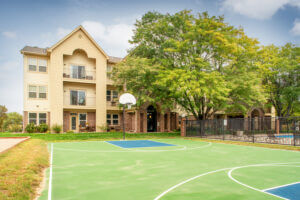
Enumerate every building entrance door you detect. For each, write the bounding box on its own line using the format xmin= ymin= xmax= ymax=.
xmin=147 ymin=105 xmax=157 ymax=132
xmin=70 ymin=114 xmax=77 ymax=132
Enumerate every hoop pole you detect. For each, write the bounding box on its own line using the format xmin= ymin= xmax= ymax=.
xmin=122 ymin=104 xmax=125 ymax=140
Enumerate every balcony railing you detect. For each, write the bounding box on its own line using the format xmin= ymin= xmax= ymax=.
xmin=64 ymin=96 xmax=96 ymax=108
xmin=63 ymin=68 xmax=96 ymax=81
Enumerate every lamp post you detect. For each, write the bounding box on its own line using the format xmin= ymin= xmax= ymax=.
xmin=119 ymin=93 xmax=136 ymax=140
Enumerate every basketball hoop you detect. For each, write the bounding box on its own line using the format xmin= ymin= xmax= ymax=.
xmin=119 ymin=93 xmax=136 ymax=108
xmin=119 ymin=93 xmax=136 ymax=140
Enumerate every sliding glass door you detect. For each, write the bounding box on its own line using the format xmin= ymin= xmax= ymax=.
xmin=71 ymin=65 xmax=86 ymax=79
xmin=70 ymin=90 xmax=86 ymax=105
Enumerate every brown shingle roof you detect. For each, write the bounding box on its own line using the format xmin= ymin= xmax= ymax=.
xmin=20 ymin=46 xmax=48 ymax=55
xmin=108 ymin=56 xmax=123 ymax=64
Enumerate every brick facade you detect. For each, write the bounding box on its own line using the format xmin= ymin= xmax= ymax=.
xmin=23 ymin=111 xmax=28 ymax=132
xmin=63 ymin=111 xmax=70 ymax=132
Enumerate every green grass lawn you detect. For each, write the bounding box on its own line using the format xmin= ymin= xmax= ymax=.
xmin=39 ymin=139 xmax=300 ymax=200
xmin=0 ymin=139 xmax=49 ymax=200
xmin=0 ymin=132 xmax=180 ymax=142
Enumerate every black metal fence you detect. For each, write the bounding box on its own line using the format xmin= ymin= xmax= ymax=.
xmin=186 ymin=117 xmax=300 ymax=146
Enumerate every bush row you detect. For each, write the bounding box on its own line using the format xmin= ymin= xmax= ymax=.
xmin=25 ymin=123 xmax=62 ymax=133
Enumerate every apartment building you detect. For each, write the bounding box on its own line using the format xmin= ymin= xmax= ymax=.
xmin=21 ymin=26 xmax=178 ymax=133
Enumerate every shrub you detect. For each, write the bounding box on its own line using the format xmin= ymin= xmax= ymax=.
xmin=25 ymin=123 xmax=36 ymax=133
xmin=6 ymin=124 xmax=23 ymax=132
xmin=52 ymin=124 xmax=62 ymax=133
xmin=37 ymin=123 xmax=48 ymax=133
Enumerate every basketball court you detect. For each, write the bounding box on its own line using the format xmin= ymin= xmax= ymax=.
xmin=39 ymin=139 xmax=300 ymax=200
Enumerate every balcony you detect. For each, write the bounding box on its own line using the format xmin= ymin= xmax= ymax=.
xmin=106 ymin=100 xmax=120 ymax=110
xmin=64 ymin=95 xmax=96 ymax=109
xmin=63 ymin=67 xmax=96 ymax=84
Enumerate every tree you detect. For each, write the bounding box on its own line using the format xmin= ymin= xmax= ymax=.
xmin=113 ymin=10 xmax=265 ymax=120
xmin=258 ymin=43 xmax=300 ymax=117
xmin=0 ymin=105 xmax=8 ymax=131
xmin=3 ymin=112 xmax=23 ymax=132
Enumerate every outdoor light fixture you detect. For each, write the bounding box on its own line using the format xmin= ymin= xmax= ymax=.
xmin=119 ymin=93 xmax=136 ymax=140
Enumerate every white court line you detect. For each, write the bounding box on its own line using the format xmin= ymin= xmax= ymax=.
xmin=53 ymin=142 xmax=212 ymax=153
xmin=262 ymin=181 xmax=300 ymax=192
xmin=48 ymin=143 xmax=53 ymax=200
xmin=154 ymin=168 xmax=231 ymax=200
xmin=154 ymin=162 xmax=300 ymax=200
xmin=196 ymin=138 xmax=300 ymax=153
xmin=227 ymin=163 xmax=300 ymax=200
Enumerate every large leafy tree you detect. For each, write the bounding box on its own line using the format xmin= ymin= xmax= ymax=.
xmin=0 ymin=105 xmax=8 ymax=131
xmin=258 ymin=44 xmax=300 ymax=117
xmin=3 ymin=112 xmax=23 ymax=132
xmin=113 ymin=10 xmax=265 ymax=120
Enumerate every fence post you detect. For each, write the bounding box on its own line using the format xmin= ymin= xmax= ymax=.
xmin=181 ymin=118 xmax=186 ymax=137
xmin=294 ymin=120 xmax=296 ymax=146
xmin=223 ymin=119 xmax=226 ymax=140
xmin=276 ymin=118 xmax=280 ymax=135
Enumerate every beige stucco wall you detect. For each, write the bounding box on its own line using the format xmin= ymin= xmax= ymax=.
xmin=23 ymin=55 xmax=50 ymax=112
xmin=49 ymin=29 xmax=107 ymax=131
xmin=63 ymin=50 xmax=96 ymax=79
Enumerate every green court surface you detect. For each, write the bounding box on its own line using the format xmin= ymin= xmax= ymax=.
xmin=40 ymin=139 xmax=300 ymax=200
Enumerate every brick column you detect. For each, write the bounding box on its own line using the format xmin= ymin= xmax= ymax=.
xmin=167 ymin=113 xmax=171 ymax=132
xmin=160 ymin=113 xmax=165 ymax=132
xmin=143 ymin=112 xmax=147 ymax=133
xmin=175 ymin=113 xmax=179 ymax=130
xmin=23 ymin=111 xmax=28 ymax=133
xmin=181 ymin=118 xmax=186 ymax=137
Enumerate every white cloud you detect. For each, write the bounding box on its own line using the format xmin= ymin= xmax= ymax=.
xmin=57 ymin=27 xmax=72 ymax=38
xmin=2 ymin=31 xmax=17 ymax=38
xmin=291 ymin=19 xmax=300 ymax=35
xmin=82 ymin=20 xmax=133 ymax=56
xmin=222 ymin=0 xmax=300 ymax=20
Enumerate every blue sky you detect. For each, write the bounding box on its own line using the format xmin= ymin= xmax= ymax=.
xmin=0 ymin=0 xmax=299 ymax=113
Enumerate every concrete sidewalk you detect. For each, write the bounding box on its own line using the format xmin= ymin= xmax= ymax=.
xmin=0 ymin=137 xmax=29 ymax=153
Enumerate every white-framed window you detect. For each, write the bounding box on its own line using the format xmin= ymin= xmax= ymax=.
xmin=106 ymin=90 xmax=118 ymax=101
xmin=39 ymin=86 xmax=47 ymax=98
xmin=79 ymin=113 xmax=87 ymax=127
xmin=28 ymin=112 xmax=47 ymax=125
xmin=106 ymin=90 xmax=111 ymax=101
xmin=29 ymin=113 xmax=37 ymax=124
xmin=39 ymin=113 xmax=47 ymax=124
xmin=28 ymin=85 xmax=47 ymax=99
xmin=107 ymin=114 xmax=119 ymax=125
xmin=112 ymin=114 xmax=119 ymax=125
xmin=29 ymin=85 xmax=37 ymax=98
xmin=107 ymin=65 xmax=112 ymax=78
xmin=38 ymin=59 xmax=47 ymax=72
xmin=28 ymin=58 xmax=37 ymax=71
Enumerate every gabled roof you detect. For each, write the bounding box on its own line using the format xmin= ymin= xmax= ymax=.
xmin=108 ymin=56 xmax=123 ymax=64
xmin=48 ymin=25 xmax=109 ymax=59
xmin=20 ymin=26 xmax=124 ymax=63
xmin=20 ymin=46 xmax=48 ymax=55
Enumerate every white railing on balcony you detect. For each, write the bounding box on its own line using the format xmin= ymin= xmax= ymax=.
xmin=63 ymin=67 xmax=96 ymax=81
xmin=64 ymin=95 xmax=96 ymax=107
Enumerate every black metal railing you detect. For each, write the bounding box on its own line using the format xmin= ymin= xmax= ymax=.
xmin=186 ymin=117 xmax=300 ymax=146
